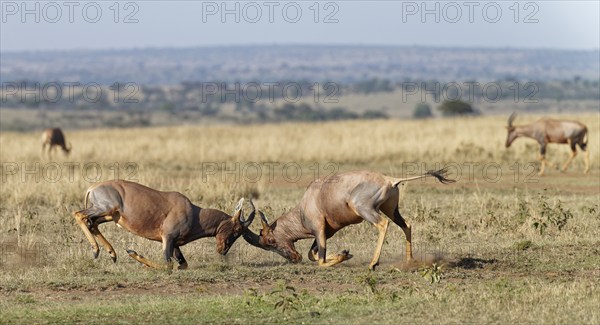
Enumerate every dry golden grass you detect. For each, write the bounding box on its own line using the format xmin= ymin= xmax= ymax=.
xmin=0 ymin=113 xmax=599 ymax=323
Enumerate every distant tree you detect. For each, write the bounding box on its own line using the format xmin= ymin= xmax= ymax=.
xmin=362 ymin=110 xmax=388 ymax=119
xmin=354 ymin=78 xmax=394 ymax=94
xmin=437 ymin=100 xmax=475 ymax=116
xmin=413 ymin=103 xmax=432 ymax=119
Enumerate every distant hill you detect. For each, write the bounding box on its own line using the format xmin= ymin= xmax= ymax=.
xmin=2 ymin=45 xmax=598 ymax=85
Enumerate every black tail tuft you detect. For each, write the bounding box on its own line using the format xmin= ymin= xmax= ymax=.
xmin=426 ymin=168 xmax=456 ymax=184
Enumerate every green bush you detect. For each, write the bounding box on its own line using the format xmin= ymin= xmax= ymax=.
xmin=437 ymin=100 xmax=476 ymax=116
xmin=413 ymin=103 xmax=433 ymax=118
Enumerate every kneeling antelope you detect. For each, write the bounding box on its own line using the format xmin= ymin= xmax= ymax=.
xmin=72 ymin=180 xmax=255 ymax=269
xmin=243 ymin=169 xmax=454 ymax=270
xmin=505 ymin=113 xmax=589 ymax=175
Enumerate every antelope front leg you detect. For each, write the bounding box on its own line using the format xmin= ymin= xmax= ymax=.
xmin=73 ymin=212 xmax=100 ymax=258
xmin=307 ymin=240 xmax=318 ymax=261
xmin=316 ymin=230 xmax=352 ymax=267
xmin=126 ymin=249 xmax=173 ymax=270
xmin=538 ymin=144 xmax=554 ymax=175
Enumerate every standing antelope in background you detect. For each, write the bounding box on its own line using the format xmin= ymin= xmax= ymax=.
xmin=505 ymin=113 xmax=589 ymax=176
xmin=73 ymin=180 xmax=255 ymax=269
xmin=42 ymin=128 xmax=71 ymax=158
xmin=243 ymin=169 xmax=454 ymax=270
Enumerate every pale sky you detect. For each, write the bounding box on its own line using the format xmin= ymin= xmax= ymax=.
xmin=1 ymin=1 xmax=599 ymax=52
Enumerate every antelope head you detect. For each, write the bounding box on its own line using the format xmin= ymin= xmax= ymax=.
xmin=64 ymin=142 xmax=72 ymax=155
xmin=242 ymin=211 xmax=302 ymax=263
xmin=216 ymin=198 xmax=256 ymax=255
xmin=505 ymin=112 xmax=518 ymax=148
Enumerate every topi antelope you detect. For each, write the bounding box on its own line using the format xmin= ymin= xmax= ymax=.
xmin=505 ymin=113 xmax=589 ymax=175
xmin=243 ymin=169 xmax=454 ymax=270
xmin=72 ymin=180 xmax=255 ymax=269
xmin=42 ymin=128 xmax=71 ymax=158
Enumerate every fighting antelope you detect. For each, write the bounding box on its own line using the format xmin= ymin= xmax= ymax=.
xmin=72 ymin=180 xmax=255 ymax=269
xmin=243 ymin=169 xmax=454 ymax=270
xmin=505 ymin=113 xmax=589 ymax=175
xmin=42 ymin=128 xmax=71 ymax=158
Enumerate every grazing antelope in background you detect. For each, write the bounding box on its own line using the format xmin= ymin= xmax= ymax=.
xmin=243 ymin=169 xmax=454 ymax=270
xmin=72 ymin=180 xmax=255 ymax=269
xmin=505 ymin=113 xmax=589 ymax=176
xmin=42 ymin=128 xmax=71 ymax=158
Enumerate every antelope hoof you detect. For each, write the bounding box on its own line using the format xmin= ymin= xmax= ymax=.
xmin=93 ymin=248 xmax=99 ymax=259
xmin=369 ymin=262 xmax=379 ymax=271
xmin=178 ymin=263 xmax=188 ymax=270
xmin=110 ymin=252 xmax=117 ymax=263
xmin=339 ymin=249 xmax=353 ymax=261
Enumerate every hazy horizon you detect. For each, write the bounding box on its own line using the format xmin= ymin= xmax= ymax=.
xmin=1 ymin=1 xmax=598 ymax=52
xmin=2 ymin=43 xmax=600 ymax=55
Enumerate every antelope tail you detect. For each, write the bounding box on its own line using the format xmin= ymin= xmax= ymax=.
xmin=389 ymin=168 xmax=455 ymax=187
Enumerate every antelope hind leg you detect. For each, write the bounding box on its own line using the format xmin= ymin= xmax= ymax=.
xmin=561 ymin=151 xmax=577 ymax=172
xmin=538 ymin=156 xmax=547 ymax=176
xmin=73 ymin=212 xmax=100 ymax=258
xmin=90 ymin=227 xmax=117 ymax=262
xmin=89 ymin=215 xmax=117 ymax=262
xmin=369 ymin=218 xmax=389 ymax=271
xmin=173 ymin=247 xmax=188 ymax=270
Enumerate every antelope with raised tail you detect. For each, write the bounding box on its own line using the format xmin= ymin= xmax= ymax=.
xmin=505 ymin=113 xmax=589 ymax=175
xmin=243 ymin=169 xmax=454 ymax=270
xmin=72 ymin=180 xmax=255 ymax=269
xmin=42 ymin=128 xmax=71 ymax=158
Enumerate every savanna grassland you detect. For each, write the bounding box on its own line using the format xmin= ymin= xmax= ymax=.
xmin=0 ymin=114 xmax=599 ymax=324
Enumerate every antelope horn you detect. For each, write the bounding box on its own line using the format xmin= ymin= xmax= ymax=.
xmin=232 ymin=198 xmax=244 ymax=221
xmin=241 ymin=199 xmax=256 ymax=228
xmin=507 ymin=112 xmax=517 ymax=127
xmin=241 ymin=208 xmax=269 ymax=250
xmin=259 ymin=211 xmax=270 ymax=229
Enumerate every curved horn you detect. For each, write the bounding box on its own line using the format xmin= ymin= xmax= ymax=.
xmin=241 ymin=210 xmax=271 ymax=250
xmin=242 ymin=227 xmax=265 ymax=249
xmin=241 ymin=199 xmax=256 ymax=228
xmin=507 ymin=112 xmax=517 ymax=127
xmin=232 ymin=198 xmax=244 ymax=222
xmin=259 ymin=211 xmax=270 ymax=230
